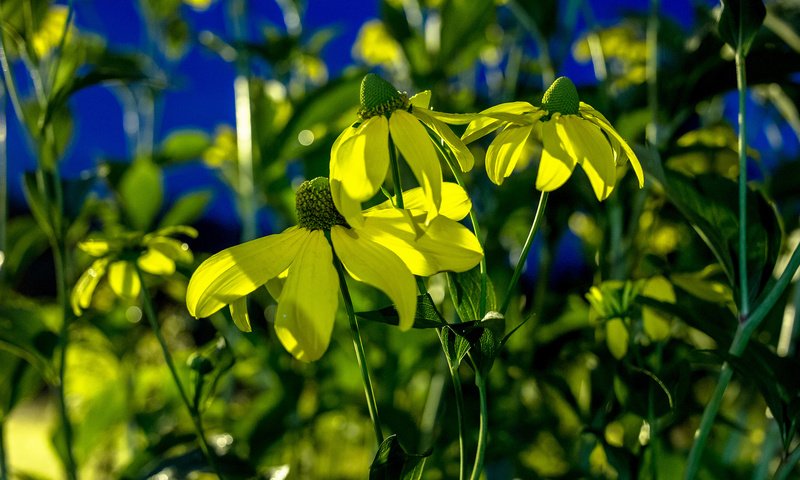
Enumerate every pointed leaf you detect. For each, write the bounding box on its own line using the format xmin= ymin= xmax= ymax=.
xmin=369 ymin=434 xmax=430 ymax=480
xmin=357 ymin=294 xmax=444 ymax=329
xmin=718 ymin=0 xmax=766 ymax=56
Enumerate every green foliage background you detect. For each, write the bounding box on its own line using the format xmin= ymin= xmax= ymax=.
xmin=1 ymin=0 xmax=800 ymax=479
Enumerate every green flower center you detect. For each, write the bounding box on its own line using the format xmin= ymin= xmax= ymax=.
xmin=358 ymin=73 xmax=409 ymax=120
xmin=542 ymin=76 xmax=580 ymax=115
xmin=296 ymin=177 xmax=347 ymax=231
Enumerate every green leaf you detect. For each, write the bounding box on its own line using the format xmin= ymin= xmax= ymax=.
xmin=439 ymin=0 xmax=495 ymax=76
xmin=23 ymin=172 xmax=59 ymax=240
xmin=718 ymin=0 xmax=766 ymax=56
xmin=357 ymin=294 xmax=444 ymax=329
xmin=369 ymin=434 xmax=429 ymax=480
xmin=663 ymin=171 xmax=782 ymax=309
xmin=44 ymin=51 xmax=159 ymax=129
xmin=119 ymin=159 xmax=164 ymax=231
xmin=439 ymin=326 xmax=471 ymax=370
xmin=448 ymin=312 xmax=504 ymax=376
xmin=188 ymin=337 xmax=235 ymax=412
xmin=0 ymin=303 xmax=58 ymax=385
xmin=157 ymin=129 xmax=211 ymax=164
xmin=446 ymin=266 xmax=495 ymax=322
xmin=158 ymin=190 xmax=212 ymax=228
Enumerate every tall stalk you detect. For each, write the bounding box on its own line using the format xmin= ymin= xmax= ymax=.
xmin=499 ymin=191 xmax=548 ymax=316
xmin=332 ymin=255 xmax=385 ymax=446
xmin=134 ymin=266 xmax=225 ymax=478
xmin=468 ymin=370 xmax=488 ymax=480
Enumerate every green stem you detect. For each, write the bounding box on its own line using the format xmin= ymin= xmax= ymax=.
xmin=646 ymin=0 xmax=660 ymax=146
xmin=736 ymin=50 xmax=750 ymax=319
xmin=469 ymin=370 xmax=488 ymax=480
xmin=450 ymin=363 xmax=467 ymax=480
xmin=506 ymin=0 xmax=554 ymax=87
xmin=774 ymin=444 xmax=800 ymax=480
xmin=52 ymin=241 xmax=77 ymax=480
xmin=332 ymin=255 xmax=384 ymax=446
xmin=0 ymin=81 xmax=7 ymax=284
xmin=0 ymin=419 xmax=7 ymax=480
xmin=134 ymin=266 xmax=225 ymax=479
xmin=389 ymin=138 xmax=404 ymax=209
xmin=499 ymin=191 xmax=548 ymax=316
xmin=684 ymin=242 xmax=800 ymax=479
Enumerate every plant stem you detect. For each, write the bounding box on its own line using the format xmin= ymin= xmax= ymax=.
xmin=0 ymin=419 xmax=7 ymax=480
xmin=774 ymin=444 xmax=800 ymax=480
xmin=332 ymin=257 xmax=384 ymax=446
xmin=646 ymin=0 xmax=660 ymax=146
xmin=389 ymin=138 xmax=405 ymax=209
xmin=52 ymin=241 xmax=77 ymax=480
xmin=684 ymin=242 xmax=800 ymax=479
xmin=469 ymin=370 xmax=488 ymax=480
xmin=0 ymin=80 xmax=7 ymax=284
xmin=499 ymin=191 xmax=548 ymax=316
xmin=506 ymin=0 xmax=554 ymax=87
xmin=134 ymin=267 xmax=225 ymax=478
xmin=736 ymin=50 xmax=750 ymax=319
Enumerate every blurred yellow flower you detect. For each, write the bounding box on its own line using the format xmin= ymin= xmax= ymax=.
xmin=463 ymin=76 xmax=644 ymax=201
xmin=573 ymin=24 xmax=648 ymax=90
xmin=353 ymin=20 xmax=404 ymax=68
xmin=32 ymin=5 xmax=74 ymax=58
xmin=330 ymin=74 xmax=474 ymax=227
xmin=71 ymin=226 xmax=197 ymax=315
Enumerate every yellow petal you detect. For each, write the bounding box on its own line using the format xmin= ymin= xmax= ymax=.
xmin=137 ymin=248 xmax=176 ymax=276
xmin=581 ymin=105 xmax=645 ymax=187
xmin=559 ymin=116 xmax=615 ymax=200
xmin=108 ymin=261 xmax=141 ymax=300
xmin=274 ymin=230 xmax=338 ymax=362
xmin=331 ymin=116 xmax=390 ymax=201
xmin=230 ymin=296 xmax=252 ymax=332
xmin=409 ymin=91 xmax=431 ymax=109
xmin=331 ymin=226 xmax=416 ymax=330
xmin=265 ymin=268 xmax=288 ymax=300
xmin=536 ymin=120 xmax=577 ymax=192
xmin=366 ymin=182 xmax=471 ymax=221
xmin=78 ymin=238 xmax=112 ymax=257
xmin=186 ymin=227 xmax=307 ymax=318
xmin=329 ymin=176 xmax=365 ymax=228
xmin=606 ymin=318 xmax=629 ymax=359
xmin=146 ymin=236 xmax=193 ymax=264
xmin=485 ymin=124 xmax=533 ymax=185
xmin=359 ymin=211 xmax=483 ymax=276
xmin=413 ymin=107 xmax=474 ymax=172
xmin=423 ymin=109 xmax=477 ymax=125
xmin=462 ymin=102 xmax=538 ymax=144
xmin=389 ymin=109 xmax=442 ymax=223
xmin=71 ymin=258 xmax=109 ymax=316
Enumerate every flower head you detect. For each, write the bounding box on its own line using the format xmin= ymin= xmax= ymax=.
xmin=463 ymin=76 xmax=644 ymax=200
xmin=71 ymin=226 xmax=197 ymax=315
xmin=186 ymin=178 xmax=414 ymax=362
xmin=330 ymin=74 xmax=475 ymax=227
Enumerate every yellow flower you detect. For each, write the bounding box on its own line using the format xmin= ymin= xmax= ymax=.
xmin=186 ymin=178 xmax=483 ymax=362
xmin=71 ymin=226 xmax=197 ymax=315
xmin=352 ymin=20 xmax=405 ymax=68
xmin=463 ymin=76 xmax=644 ymax=201
xmin=32 ymin=5 xmax=74 ymax=59
xmin=330 ymin=74 xmax=475 ymax=227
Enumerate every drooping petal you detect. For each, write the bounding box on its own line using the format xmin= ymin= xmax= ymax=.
xmin=331 ymin=116 xmax=390 ymax=201
xmin=462 ymin=102 xmax=539 ymax=144
xmin=485 ymin=124 xmax=533 ymax=185
xmin=359 ymin=210 xmax=483 ymax=276
xmin=536 ymin=119 xmax=577 ymax=192
xmin=413 ymin=107 xmax=474 ymax=172
xmin=559 ymin=116 xmax=615 ymax=200
xmin=274 ymin=230 xmax=338 ymax=362
xmin=186 ymin=227 xmax=307 ymax=318
xmin=78 ymin=238 xmax=112 ymax=257
xmin=138 ymin=248 xmax=176 ymax=276
xmin=409 ymin=91 xmax=431 ymax=109
xmin=71 ymin=258 xmax=109 ymax=315
xmin=230 ymin=296 xmax=251 ymax=332
xmin=389 ymin=109 xmax=442 ymax=223
xmin=331 ymin=226 xmax=416 ymax=330
xmin=422 ymin=109 xmax=478 ymax=125
xmin=329 ymin=175 xmax=365 ymax=227
xmin=265 ymin=268 xmax=288 ymax=300
xmin=365 ymin=182 xmax=471 ymax=221
xmin=146 ymin=236 xmax=193 ymax=264
xmin=581 ymin=104 xmax=644 ymax=187
xmin=108 ymin=260 xmax=141 ymax=300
